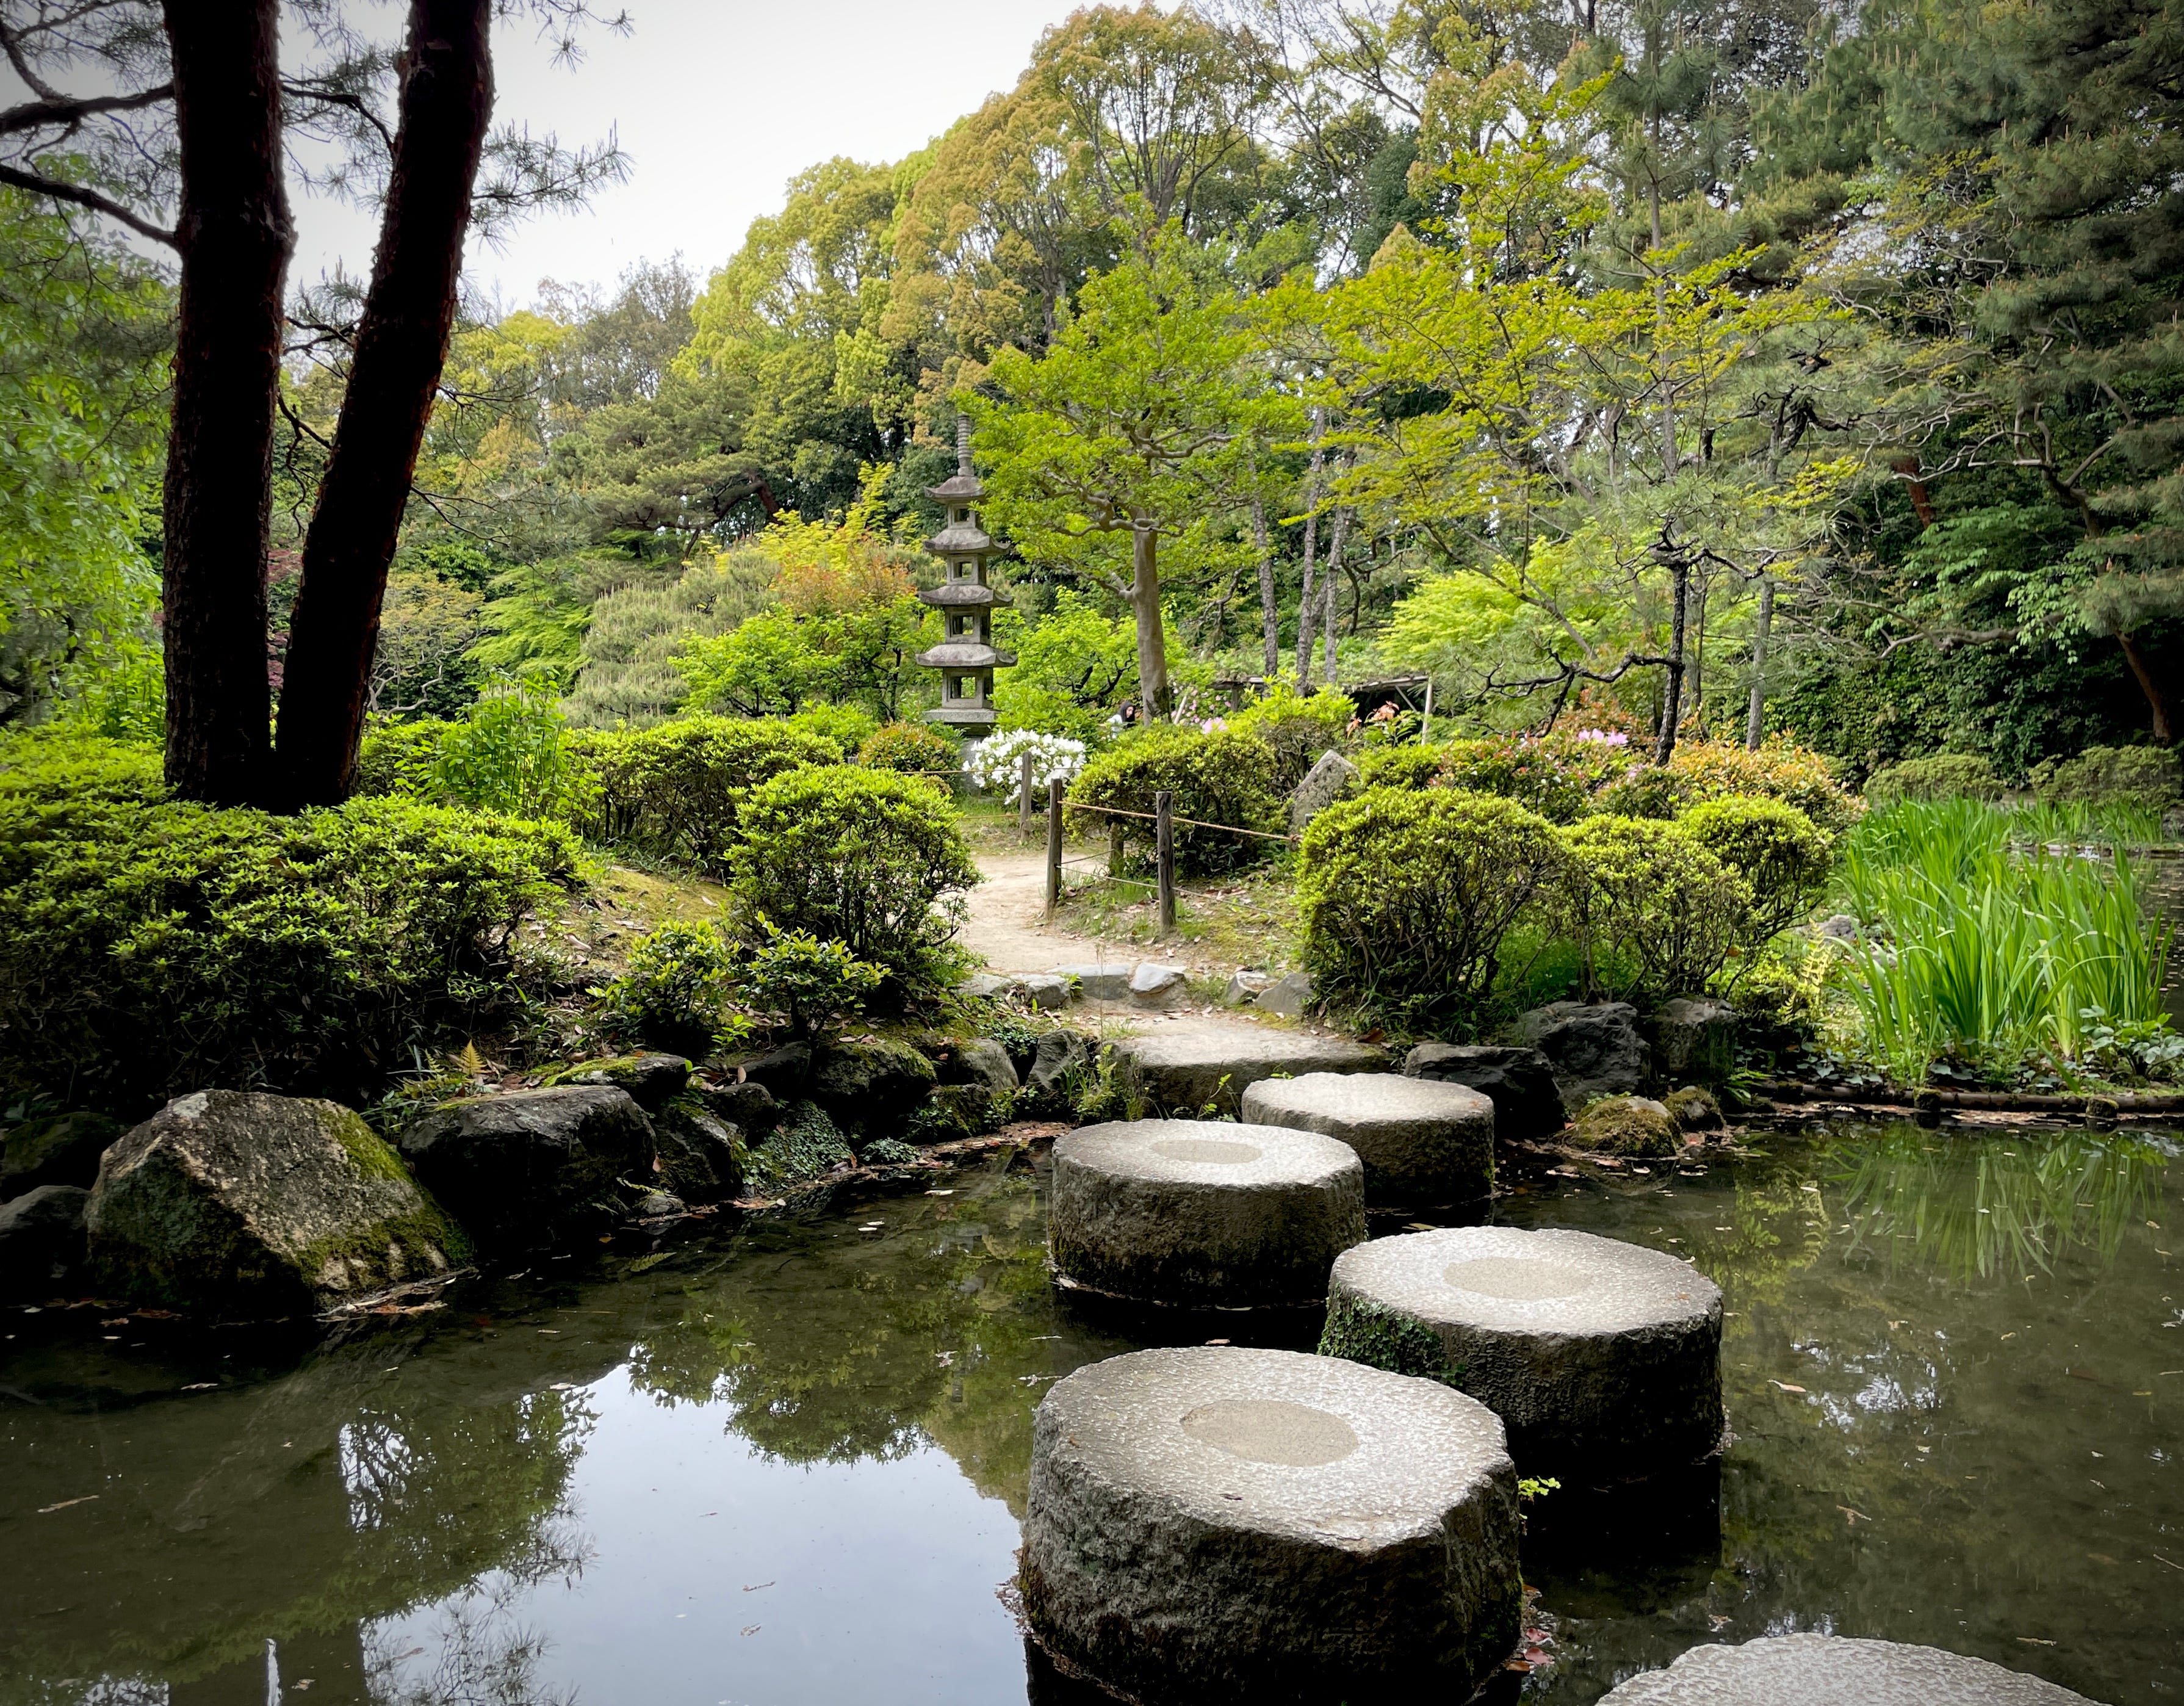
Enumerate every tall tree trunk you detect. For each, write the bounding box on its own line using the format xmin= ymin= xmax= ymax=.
xmin=1685 ymin=579 xmax=1706 ymax=732
xmin=2117 ymin=628 xmax=2176 ymax=743
xmin=1251 ymin=492 xmax=1279 ymax=681
xmin=1296 ymin=408 xmax=1324 ymax=690
xmin=275 ymin=0 xmax=494 ymax=806
xmin=1745 ymin=574 xmax=1774 ymax=749
xmin=158 ymin=1 xmax=292 ymax=806
xmin=1130 ymin=519 xmax=1172 ymax=719
xmin=1653 ymin=553 xmax=1688 ymax=766
xmin=1322 ymin=501 xmax=1343 ymax=683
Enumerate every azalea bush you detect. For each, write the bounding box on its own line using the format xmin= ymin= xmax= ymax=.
xmin=593 ymin=920 xmax=744 ymax=1058
xmin=971 ymin=726 xmax=1089 ymax=806
xmin=1677 ymin=795 xmax=1834 ymax=943
xmin=859 ymin=721 xmax=959 ymax=775
xmin=1068 ymin=726 xmax=1280 ymax=876
xmin=729 ymin=923 xmax=886 ymax=1036
xmin=1557 ymin=815 xmax=1753 ymax=1002
xmin=571 ymin=716 xmax=842 ymax=873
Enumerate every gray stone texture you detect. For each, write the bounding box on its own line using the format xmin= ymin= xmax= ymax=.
xmin=1112 ymin=1028 xmax=1389 ymax=1118
xmin=958 ymin=972 xmax=1014 ymax=1000
xmin=1515 ymin=1001 xmax=1652 ymax=1113
xmin=1241 ymin=1071 xmax=1494 ymax=1207
xmin=1048 ymin=1119 xmax=1366 ymax=1308
xmin=1023 ymin=1345 xmax=1521 ymax=1704
xmin=651 ymin=1104 xmax=744 ymax=1202
xmin=1598 ymin=1634 xmax=2103 ymax=1705
xmin=400 ymin=1085 xmax=653 ymax=1256
xmin=949 ymin=1038 xmax=1020 ymax=1094
xmin=730 ymin=1041 xmax=812 ymax=1098
xmin=697 ymin=1079 xmax=780 ymax=1138
xmin=1288 ymin=749 xmax=1361 ymax=833
xmin=1 ymin=1111 xmax=123 ymax=1195
xmin=560 ymin=1052 xmax=690 ymax=1113
xmin=96 ymin=1091 xmax=466 ymax=1314
xmin=1028 ymin=1030 xmax=1092 ymax=1096
xmin=1054 ymin=964 xmax=1133 ymax=1000
xmin=1572 ymin=1094 xmax=1681 ymax=1156
xmin=1224 ymin=969 xmax=1274 ymax=1006
xmin=1323 ymin=1224 xmax=1723 ymax=1472
xmin=1253 ymin=969 xmax=1314 ymax=1018
xmin=1018 ymin=972 xmax=1070 ymax=1011
xmin=1130 ymin=961 xmax=1191 ymax=1007
xmin=0 ymin=1183 xmax=89 ymax=1296
xmin=1403 ymin=1043 xmax=1566 ymax=1141
xmin=1649 ymin=998 xmax=1739 ymax=1085
xmin=810 ymin=1038 xmax=938 ymax=1130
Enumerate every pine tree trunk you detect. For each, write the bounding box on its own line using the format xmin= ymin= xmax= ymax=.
xmin=157 ymin=0 xmax=292 ymax=806
xmin=1653 ymin=554 xmax=1689 ymax=766
xmin=2117 ymin=629 xmax=2176 ymax=743
xmin=1323 ymin=501 xmax=1346 ymax=682
xmin=1745 ymin=575 xmax=1774 ymax=749
xmin=1296 ymin=408 xmax=1324 ymax=690
xmin=1252 ymin=493 xmax=1279 ymax=681
xmin=275 ymin=0 xmax=494 ymax=806
xmin=1131 ymin=519 xmax=1172 ymax=719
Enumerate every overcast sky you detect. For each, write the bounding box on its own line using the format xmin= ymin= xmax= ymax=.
xmin=294 ymin=0 xmax=1089 ymax=311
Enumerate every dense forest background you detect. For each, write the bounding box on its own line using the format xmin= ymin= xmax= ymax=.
xmin=4 ymin=0 xmax=2178 ymax=781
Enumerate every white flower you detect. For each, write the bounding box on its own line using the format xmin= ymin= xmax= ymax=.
xmin=968 ymin=728 xmax=1089 ymax=804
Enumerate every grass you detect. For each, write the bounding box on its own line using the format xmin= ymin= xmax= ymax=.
xmin=1048 ymin=859 xmax=1304 ymax=972
xmin=1831 ymin=798 xmax=2175 ymax=1084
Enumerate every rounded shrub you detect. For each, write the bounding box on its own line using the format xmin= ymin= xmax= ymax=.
xmin=787 ymin=702 xmax=881 ymax=754
xmin=859 ymin=721 xmax=959 ymax=776
xmin=1226 ymin=685 xmax=1356 ymax=793
xmin=1866 ymin=751 xmax=2004 ymax=806
xmin=1297 ymin=787 xmax=1566 ymax=1028
xmin=1557 ymin=816 xmax=1753 ymax=1002
xmin=1436 ymin=734 xmax=1629 ymax=824
xmin=970 ymin=727 xmax=1088 ymax=805
xmin=1356 ymin=744 xmax=1446 ymax=790
xmin=2029 ymin=745 xmax=2183 ymax=810
xmin=1068 ymin=726 xmax=1281 ymax=876
xmin=354 ymin=717 xmax=449 ymax=798
xmin=1676 ymin=795 xmax=1833 ymax=942
xmin=726 ymin=765 xmax=979 ymax=999
xmin=728 ymin=923 xmax=885 ymax=1037
xmin=594 ymin=920 xmax=741 ymax=1058
xmin=1667 ymin=736 xmax=1861 ymax=833
xmin=572 ymin=716 xmax=842 ymax=873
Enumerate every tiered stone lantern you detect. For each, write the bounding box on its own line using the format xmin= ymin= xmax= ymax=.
xmin=917 ymin=419 xmax=1014 ymax=729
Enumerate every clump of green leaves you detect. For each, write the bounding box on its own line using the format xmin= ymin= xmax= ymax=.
xmin=1069 ymin=726 xmax=1281 ymax=876
xmin=858 ymin=721 xmax=959 ymax=775
xmin=1677 ymin=796 xmax=1833 ymax=943
xmin=1867 ymin=753 xmax=2005 ymax=806
xmin=593 ymin=921 xmax=748 ymax=1059
xmin=729 ymin=923 xmax=884 ymax=1037
xmin=430 ymin=680 xmax=590 ymax=819
xmin=572 ymin=715 xmax=841 ymax=873
xmin=1557 ymin=816 xmax=1753 ymax=1002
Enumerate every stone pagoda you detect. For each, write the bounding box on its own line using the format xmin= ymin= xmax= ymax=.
xmin=916 ymin=418 xmax=1014 ymax=729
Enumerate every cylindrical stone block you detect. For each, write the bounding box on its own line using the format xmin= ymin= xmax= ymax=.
xmin=1598 ymin=1633 xmax=2102 ymax=1704
xmin=1321 ymin=1225 xmax=1723 ymax=1470
xmin=1240 ymin=1071 xmax=1495 ymax=1206
xmin=1023 ymin=1346 xmax=1522 ymax=1704
xmin=1048 ymin=1119 xmax=1366 ymax=1309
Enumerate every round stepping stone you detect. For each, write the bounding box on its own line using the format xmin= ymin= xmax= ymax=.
xmin=1240 ymin=1071 xmax=1495 ymax=1206
xmin=1598 ymin=1633 xmax=2102 ymax=1704
xmin=1022 ymin=1345 xmax=1522 ymax=1703
xmin=1048 ymin=1119 xmax=1365 ymax=1308
xmin=1321 ymin=1224 xmax=1722 ymax=1469
xmin=1111 ymin=1027 xmax=1388 ymax=1118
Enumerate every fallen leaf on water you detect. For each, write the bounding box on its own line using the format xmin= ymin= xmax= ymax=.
xmin=743 ymin=1581 xmax=773 ymax=1592
xmin=37 ymin=1496 xmax=97 ymax=1514
xmin=2019 ymin=1638 xmax=2056 ymax=1646
xmin=1837 ymin=1506 xmax=1869 ymax=1525
xmin=181 ymin=1382 xmax=216 ymax=1392
xmin=741 ymin=1625 xmax=762 ymax=1636
xmin=1770 ymin=1379 xmax=1807 ymax=1393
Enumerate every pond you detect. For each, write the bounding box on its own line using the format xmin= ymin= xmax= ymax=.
xmin=4 ymin=1118 xmax=2179 ymax=1706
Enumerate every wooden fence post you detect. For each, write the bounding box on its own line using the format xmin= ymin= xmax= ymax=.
xmin=1045 ymin=778 xmax=1064 ymax=919
xmin=1155 ymin=789 xmax=1175 ymax=936
xmin=1018 ymin=751 xmax=1035 ymax=840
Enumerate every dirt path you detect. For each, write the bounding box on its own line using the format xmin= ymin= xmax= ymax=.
xmin=954 ymin=848 xmax=1111 ymax=976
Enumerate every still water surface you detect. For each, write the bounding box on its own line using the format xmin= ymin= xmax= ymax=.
xmin=4 ymin=1119 xmax=2179 ymax=1705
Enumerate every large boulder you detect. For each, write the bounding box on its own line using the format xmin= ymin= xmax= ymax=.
xmin=1648 ymin=999 xmax=1739 ymax=1085
xmin=0 ymin=1184 xmax=89 ymax=1298
xmin=1028 ymin=1030 xmax=1092 ymax=1099
xmin=697 ymin=1079 xmax=780 ymax=1139
xmin=1513 ymin=1001 xmax=1651 ymax=1113
xmin=1288 ymin=749 xmax=1361 ymax=833
xmin=91 ymin=1091 xmax=467 ymax=1314
xmin=1 ymin=1111 xmax=123 ymax=1195
xmin=398 ymin=1085 xmax=653 ymax=1256
xmin=1403 ymin=1043 xmax=1565 ymax=1141
xmin=652 ymin=1103 xmax=744 ymax=1202
xmin=724 ymin=1041 xmax=812 ymax=1099
xmin=945 ymin=1038 xmax=1019 ymax=1095
xmin=809 ymin=1038 xmax=937 ymax=1132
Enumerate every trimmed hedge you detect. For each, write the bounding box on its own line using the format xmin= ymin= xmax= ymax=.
xmin=1677 ymin=795 xmax=1833 ymax=942
xmin=572 ymin=716 xmax=842 ymax=873
xmin=1068 ymin=727 xmax=1281 ymax=876
xmin=1866 ymin=751 xmax=2005 ymax=806
xmin=1558 ymin=816 xmax=1752 ymax=1002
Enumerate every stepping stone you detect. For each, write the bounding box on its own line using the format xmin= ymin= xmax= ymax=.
xmin=1322 ymin=1225 xmax=1723 ymax=1472
xmin=1112 ymin=1027 xmax=1388 ymax=1118
xmin=1240 ymin=1071 xmax=1494 ymax=1207
xmin=1129 ymin=961 xmax=1190 ymax=1007
xmin=1017 ymin=973 xmax=1069 ymax=1011
xmin=1053 ymin=963 xmax=1133 ymax=1000
xmin=1048 ymin=1119 xmax=1365 ymax=1309
xmin=1598 ymin=1633 xmax=2102 ymax=1704
xmin=1022 ymin=1345 xmax=1521 ymax=1704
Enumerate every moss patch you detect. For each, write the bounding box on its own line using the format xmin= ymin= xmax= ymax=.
xmin=744 ymin=1100 xmax=855 ymax=1191
xmin=1318 ymin=1293 xmax=1458 ymax=1384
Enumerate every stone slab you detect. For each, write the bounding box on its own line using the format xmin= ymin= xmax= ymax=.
xmin=1240 ymin=1071 xmax=1494 ymax=1206
xmin=1018 ymin=973 xmax=1070 ymax=1011
xmin=1048 ymin=1119 xmax=1366 ymax=1309
xmin=1130 ymin=961 xmax=1191 ymax=1007
xmin=1112 ymin=1025 xmax=1389 ymax=1118
xmin=1023 ymin=1345 xmax=1521 ymax=1704
xmin=1253 ymin=969 xmax=1314 ymax=1018
xmin=1054 ymin=964 xmax=1133 ymax=1001
xmin=1323 ymin=1224 xmax=1723 ymax=1471
xmin=1598 ymin=1634 xmax=2103 ymax=1704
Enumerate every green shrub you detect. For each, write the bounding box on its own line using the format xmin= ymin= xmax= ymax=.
xmin=1297 ymin=787 xmax=1565 ymax=1028
xmin=1227 ymin=685 xmax=1355 ymax=793
xmin=2029 ymin=745 xmax=2183 ymax=810
xmin=1665 ymin=737 xmax=1864 ymax=836
xmin=1676 ymin=795 xmax=1833 ymax=942
xmin=354 ymin=717 xmax=449 ymax=798
xmin=1865 ymin=751 xmax=2004 ymax=806
xmin=572 ymin=716 xmax=842 ymax=873
xmin=1557 ymin=816 xmax=1752 ymax=1001
xmin=1356 ymin=745 xmax=1446 ymax=790
xmin=1068 ymin=727 xmax=1281 ymax=876
xmin=593 ymin=921 xmax=745 ymax=1058
xmin=430 ymin=681 xmax=589 ymax=819
xmin=726 ymin=765 xmax=978 ymax=998
xmin=1436 ymin=733 xmax=1629 ymax=823
xmin=0 ymin=737 xmax=584 ymax=1113
xmin=787 ymin=702 xmax=881 ymax=754
xmin=858 ymin=721 xmax=959 ymax=775
xmin=1588 ymin=765 xmax=1697 ymax=820
xmin=729 ymin=923 xmax=885 ymax=1036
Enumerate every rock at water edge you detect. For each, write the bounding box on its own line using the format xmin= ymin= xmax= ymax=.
xmin=1403 ymin=1043 xmax=1565 ymax=1142
xmin=400 ymin=1085 xmax=653 ymax=1256
xmin=1 ymin=1112 xmax=123 ymax=1196
xmin=1571 ymin=1095 xmax=1679 ymax=1156
xmin=1649 ymin=999 xmax=1739 ymax=1085
xmin=94 ymin=1091 xmax=467 ymax=1313
xmin=0 ymin=1184 xmax=89 ymax=1297
xmin=1513 ymin=1002 xmax=1651 ymax=1113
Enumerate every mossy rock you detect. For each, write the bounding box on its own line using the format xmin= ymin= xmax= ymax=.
xmin=1570 ymin=1095 xmax=1679 ymax=1157
xmin=1663 ymin=1085 xmax=1724 ymax=1133
xmin=652 ymin=1098 xmax=744 ymax=1202
xmin=87 ymin=1091 xmax=469 ymax=1315
xmin=1 ymin=1110 xmax=123 ymax=1194
xmin=810 ymin=1038 xmax=939 ymax=1133
xmin=541 ymin=1052 xmax=691 ymax=1113
xmin=1319 ymin=1292 xmax=1461 ymax=1385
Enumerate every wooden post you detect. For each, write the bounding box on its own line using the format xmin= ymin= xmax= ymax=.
xmin=1018 ymin=751 xmax=1035 ymax=840
xmin=1110 ymin=820 xmax=1125 ymax=878
xmin=1155 ymin=789 xmax=1176 ymax=936
xmin=1045 ymin=778 xmax=1064 ymax=919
